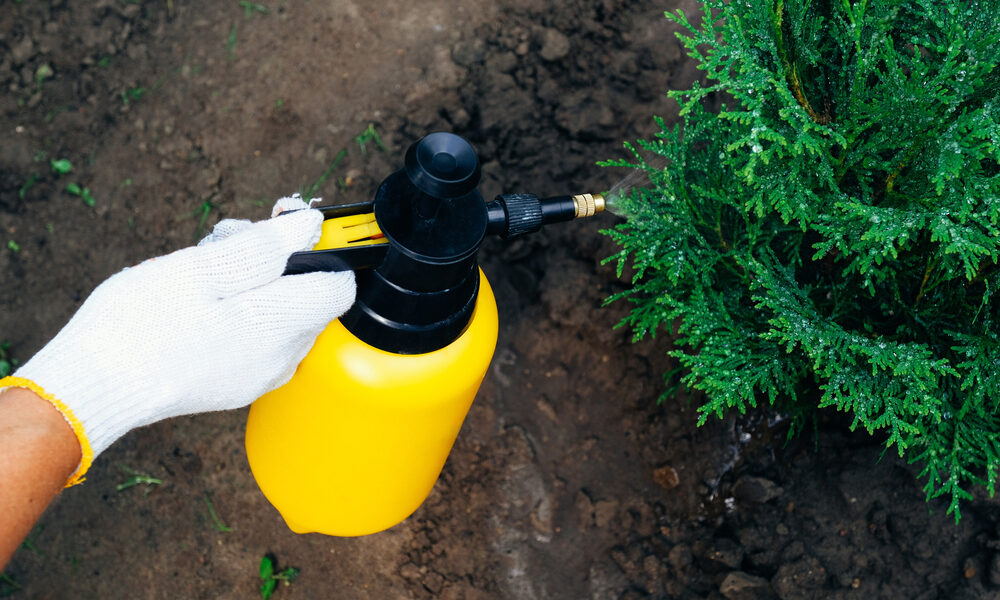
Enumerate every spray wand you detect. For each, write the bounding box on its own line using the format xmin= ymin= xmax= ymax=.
xmin=283 ymin=192 xmax=606 ymax=274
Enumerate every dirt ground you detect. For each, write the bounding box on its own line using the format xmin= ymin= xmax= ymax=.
xmin=2 ymin=1 xmax=1000 ymax=599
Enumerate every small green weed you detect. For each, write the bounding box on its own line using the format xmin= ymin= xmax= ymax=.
xmin=66 ymin=183 xmax=96 ymax=207
xmin=301 ymin=149 xmax=347 ymax=202
xmin=258 ymin=555 xmax=299 ymax=599
xmin=0 ymin=341 xmax=19 ymax=378
xmin=116 ymin=465 xmax=163 ymax=495
xmin=240 ymin=1 xmax=268 ymax=17
xmin=354 ymin=123 xmax=386 ymax=155
xmin=203 ymin=493 xmax=232 ymax=532
xmin=226 ymin=25 xmax=238 ymax=59
xmin=18 ymin=174 xmax=40 ymax=200
xmin=19 ymin=525 xmax=44 ymax=556
xmin=186 ymin=200 xmax=218 ymax=239
xmin=34 ymin=63 xmax=53 ymax=91
xmin=121 ymin=87 xmax=145 ymax=106
xmin=0 ymin=573 xmax=21 ymax=596
xmin=50 ymin=158 xmax=72 ymax=176
xmin=6 ymin=241 xmax=19 ymax=253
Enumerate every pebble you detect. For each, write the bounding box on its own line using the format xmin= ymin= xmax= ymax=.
xmin=539 ymin=28 xmax=570 ymax=61
xmin=399 ymin=562 xmax=422 ymax=581
xmin=593 ymin=500 xmax=617 ymax=528
xmin=732 ymin=476 xmax=782 ymax=503
xmin=720 ymin=571 xmax=773 ymax=600
xmin=10 ymin=37 xmax=35 ymax=65
xmin=451 ymin=39 xmax=486 ymax=67
xmin=701 ymin=538 xmax=745 ymax=571
xmin=653 ymin=465 xmax=680 ymax=489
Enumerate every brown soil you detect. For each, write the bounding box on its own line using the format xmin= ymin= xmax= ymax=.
xmin=2 ymin=1 xmax=999 ymax=599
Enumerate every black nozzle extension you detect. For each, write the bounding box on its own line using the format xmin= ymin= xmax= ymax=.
xmin=486 ymin=193 xmax=603 ymax=239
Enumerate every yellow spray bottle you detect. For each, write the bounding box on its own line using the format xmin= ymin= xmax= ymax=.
xmin=245 ymin=132 xmax=605 ymax=536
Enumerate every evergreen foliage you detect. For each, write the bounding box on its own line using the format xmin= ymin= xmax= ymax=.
xmin=604 ymin=0 xmax=1000 ymax=519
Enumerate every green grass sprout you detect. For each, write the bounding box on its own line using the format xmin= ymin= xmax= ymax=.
xmin=116 ymin=465 xmax=163 ymax=495
xmin=203 ymin=494 xmax=232 ymax=533
xmin=226 ymin=25 xmax=238 ymax=59
xmin=240 ymin=1 xmax=268 ymax=17
xmin=301 ymin=148 xmax=347 ymax=202
xmin=186 ymin=200 xmax=218 ymax=239
xmin=0 ymin=573 xmax=21 ymax=594
xmin=66 ymin=183 xmax=96 ymax=207
xmin=259 ymin=555 xmax=299 ymax=599
xmin=18 ymin=174 xmax=40 ymax=200
xmin=50 ymin=158 xmax=72 ymax=175
xmin=34 ymin=63 xmax=53 ymax=91
xmin=121 ymin=87 xmax=145 ymax=106
xmin=354 ymin=123 xmax=386 ymax=155
xmin=0 ymin=341 xmax=19 ymax=378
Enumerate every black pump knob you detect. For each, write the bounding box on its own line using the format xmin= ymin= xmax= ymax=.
xmin=405 ymin=132 xmax=481 ymax=198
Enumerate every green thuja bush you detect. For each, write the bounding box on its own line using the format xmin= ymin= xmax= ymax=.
xmin=604 ymin=0 xmax=1000 ymax=518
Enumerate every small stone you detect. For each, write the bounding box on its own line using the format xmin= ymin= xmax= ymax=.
xmin=539 ymin=28 xmax=570 ymax=61
xmin=594 ymin=500 xmax=618 ymax=528
xmin=422 ymin=571 xmax=445 ymax=594
xmin=447 ymin=107 xmax=470 ymax=128
xmin=733 ymin=476 xmax=782 ymax=503
xmin=653 ymin=465 xmax=680 ymax=489
xmin=964 ymin=557 xmax=978 ymax=579
xmin=399 ymin=562 xmax=422 ymax=581
xmin=772 ymin=556 xmax=826 ymax=597
xmin=700 ymin=538 xmax=745 ymax=571
xmin=775 ymin=523 xmax=790 ymax=536
xmin=451 ymin=39 xmax=486 ymax=67
xmin=10 ymin=37 xmax=35 ymax=65
xmin=720 ymin=571 xmax=774 ymax=600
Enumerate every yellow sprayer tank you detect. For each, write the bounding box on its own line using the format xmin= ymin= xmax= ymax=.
xmin=245 ymin=272 xmax=496 ymax=535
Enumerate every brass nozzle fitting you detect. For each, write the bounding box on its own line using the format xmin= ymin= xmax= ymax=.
xmin=572 ymin=193 xmax=606 ymax=218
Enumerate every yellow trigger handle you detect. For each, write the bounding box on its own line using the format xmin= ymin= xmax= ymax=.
xmin=314 ymin=212 xmax=387 ymax=251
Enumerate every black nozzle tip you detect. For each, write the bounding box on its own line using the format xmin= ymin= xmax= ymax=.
xmin=405 ymin=132 xmax=481 ymax=198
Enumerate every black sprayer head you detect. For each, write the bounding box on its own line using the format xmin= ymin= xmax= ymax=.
xmin=340 ymin=132 xmax=488 ymax=354
xmin=282 ymin=132 xmax=606 ymax=355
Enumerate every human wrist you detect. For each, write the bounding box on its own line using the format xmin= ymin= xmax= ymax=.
xmin=0 ymin=381 xmax=85 ymax=485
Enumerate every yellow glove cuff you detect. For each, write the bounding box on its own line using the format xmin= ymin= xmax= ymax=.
xmin=0 ymin=375 xmax=94 ymax=487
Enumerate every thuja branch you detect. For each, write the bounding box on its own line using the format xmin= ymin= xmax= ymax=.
xmin=607 ymin=0 xmax=1000 ymax=520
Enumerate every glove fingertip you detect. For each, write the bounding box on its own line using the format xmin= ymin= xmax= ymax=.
xmin=277 ymin=208 xmax=325 ymax=249
xmin=271 ymin=194 xmax=315 ymax=218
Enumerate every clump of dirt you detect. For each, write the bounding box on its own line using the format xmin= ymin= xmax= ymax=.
xmin=3 ymin=1 xmax=1000 ymax=599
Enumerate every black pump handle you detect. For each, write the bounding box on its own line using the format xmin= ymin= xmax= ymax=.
xmin=283 ymin=244 xmax=388 ymax=275
xmin=281 ymin=200 xmax=386 ymax=275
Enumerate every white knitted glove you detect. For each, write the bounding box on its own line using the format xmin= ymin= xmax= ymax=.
xmin=2 ymin=196 xmax=354 ymax=484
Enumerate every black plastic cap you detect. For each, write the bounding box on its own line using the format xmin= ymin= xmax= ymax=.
xmin=405 ymin=132 xmax=481 ymax=198
xmin=495 ymin=193 xmax=543 ymax=239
